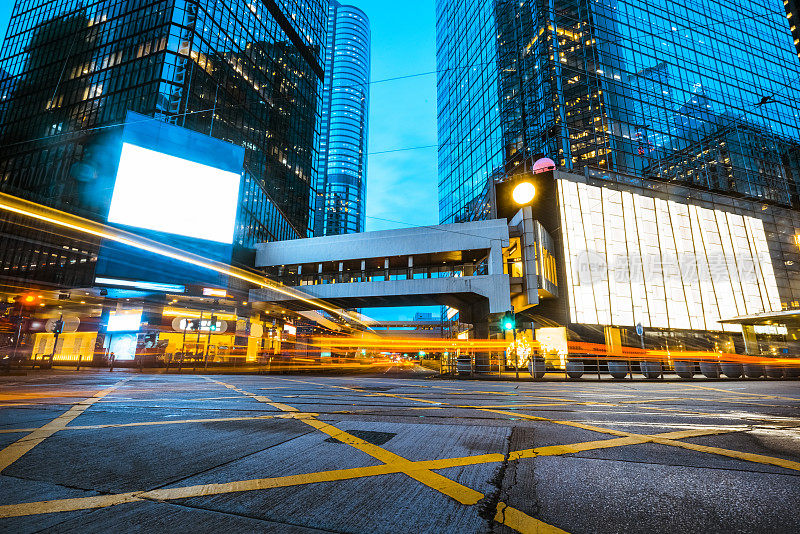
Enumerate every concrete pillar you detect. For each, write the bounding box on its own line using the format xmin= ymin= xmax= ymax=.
xmin=488 ymin=242 xmax=503 ymax=275
xmin=462 ymin=301 xmax=492 ymax=374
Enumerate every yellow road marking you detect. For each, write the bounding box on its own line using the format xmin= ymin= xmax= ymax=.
xmin=0 ymin=426 xmax=745 ymax=519
xmin=647 ymin=435 xmax=800 ymax=472
xmin=280 ymin=378 xmax=800 ymax=475
xmin=487 ymin=409 xmax=800 ymax=472
xmin=470 ymin=402 xmax=612 ymax=409
xmin=208 ymin=378 xmax=484 ymax=505
xmin=495 ymin=502 xmax=569 ymax=534
xmin=0 ymin=391 xmax=108 ymax=401
xmin=685 ymin=384 xmax=800 ymax=401
xmin=0 ymin=492 xmax=144 ymax=518
xmin=0 ymin=379 xmax=129 ymax=473
xmin=2 ymin=377 xmax=796 ymax=529
xmin=0 ymin=413 xmax=326 ymax=434
xmin=301 ymin=417 xmax=484 ymax=505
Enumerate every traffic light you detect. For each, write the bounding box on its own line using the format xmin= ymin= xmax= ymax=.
xmin=189 ymin=319 xmax=201 ymax=331
xmin=52 ymin=319 xmax=63 ymax=335
xmin=501 ymin=311 xmax=515 ymax=331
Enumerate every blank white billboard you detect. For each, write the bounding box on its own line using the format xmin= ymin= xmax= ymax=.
xmin=558 ymin=179 xmax=782 ymax=332
xmin=108 ymin=143 xmax=240 ymax=244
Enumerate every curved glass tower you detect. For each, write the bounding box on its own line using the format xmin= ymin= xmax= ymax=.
xmin=316 ymin=2 xmax=371 ymax=236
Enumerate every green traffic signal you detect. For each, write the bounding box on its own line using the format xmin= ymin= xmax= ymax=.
xmin=502 ymin=312 xmax=515 ymax=331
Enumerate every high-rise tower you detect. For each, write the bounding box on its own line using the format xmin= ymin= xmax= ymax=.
xmin=316 ymin=1 xmax=370 ymax=236
xmin=437 ymin=0 xmax=800 ymax=223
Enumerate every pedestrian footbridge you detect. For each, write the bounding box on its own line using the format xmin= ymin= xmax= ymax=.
xmin=250 ymin=220 xmax=512 ymax=324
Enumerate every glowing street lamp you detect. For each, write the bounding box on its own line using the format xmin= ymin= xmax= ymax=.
xmin=512 ymin=181 xmax=536 ymax=205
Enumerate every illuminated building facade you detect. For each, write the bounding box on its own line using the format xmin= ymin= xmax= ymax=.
xmin=437 ymin=0 xmax=800 ymax=348
xmin=316 ymin=1 xmax=370 ymax=236
xmin=0 ymin=0 xmax=327 ymax=290
xmin=437 ymin=0 xmax=800 ymax=224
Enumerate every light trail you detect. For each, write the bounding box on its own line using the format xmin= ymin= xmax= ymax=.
xmin=0 ymin=192 xmax=370 ymax=330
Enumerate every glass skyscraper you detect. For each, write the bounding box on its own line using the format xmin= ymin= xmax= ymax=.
xmin=786 ymin=0 xmax=800 ymax=61
xmin=0 ymin=0 xmax=327 ymax=288
xmin=437 ymin=0 xmax=800 ymax=343
xmin=315 ymin=1 xmax=370 ymax=236
xmin=437 ymin=0 xmax=800 ymax=224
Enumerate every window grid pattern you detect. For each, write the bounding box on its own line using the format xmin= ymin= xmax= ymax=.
xmin=0 ymin=0 xmax=325 ymax=277
xmin=558 ymin=177 xmax=785 ymax=332
xmin=437 ymin=0 xmax=800 ymax=225
xmin=436 ymin=0 xmax=504 ymax=224
xmin=316 ymin=1 xmax=369 ymax=236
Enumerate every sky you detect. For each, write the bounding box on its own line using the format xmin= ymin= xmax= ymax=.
xmin=346 ymin=1 xmax=439 ymax=232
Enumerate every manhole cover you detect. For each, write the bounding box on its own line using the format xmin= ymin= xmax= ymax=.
xmin=325 ymin=430 xmax=397 ymax=446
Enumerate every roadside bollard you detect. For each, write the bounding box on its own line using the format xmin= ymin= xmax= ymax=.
xmin=640 ymin=361 xmax=661 ymax=379
xmin=743 ymin=364 xmax=764 ymax=378
xmin=528 ymin=358 xmax=546 ymax=379
xmin=607 ymin=360 xmax=628 ymax=379
xmin=565 ymin=359 xmax=584 ymax=379
xmin=720 ymin=363 xmax=743 ymax=379
xmin=674 ymin=361 xmax=694 ymax=379
xmin=699 ymin=360 xmax=720 ymax=378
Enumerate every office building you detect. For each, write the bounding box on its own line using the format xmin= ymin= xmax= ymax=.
xmin=437 ymin=0 xmax=800 ymax=224
xmin=0 ymin=0 xmax=327 ymax=290
xmin=316 ymin=1 xmax=370 ymax=236
xmin=786 ymin=0 xmax=800 ymax=62
xmin=436 ymin=0 xmax=800 ymax=348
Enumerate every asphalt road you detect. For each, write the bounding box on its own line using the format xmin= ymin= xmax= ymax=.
xmin=1 ymin=369 xmax=799 ymax=533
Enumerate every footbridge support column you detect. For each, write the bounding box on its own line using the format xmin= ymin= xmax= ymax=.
xmin=461 ymin=301 xmax=493 ymax=374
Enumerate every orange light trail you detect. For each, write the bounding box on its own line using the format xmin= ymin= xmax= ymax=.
xmin=0 ymin=192 xmax=370 ymax=329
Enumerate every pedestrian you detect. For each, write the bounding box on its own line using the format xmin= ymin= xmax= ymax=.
xmin=109 ymin=351 xmax=116 ymax=372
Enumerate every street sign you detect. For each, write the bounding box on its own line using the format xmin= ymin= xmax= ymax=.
xmin=635 ymin=323 xmax=643 ymax=336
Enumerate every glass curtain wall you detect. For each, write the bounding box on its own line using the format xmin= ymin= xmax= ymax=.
xmin=437 ymin=0 xmax=800 ymax=223
xmin=0 ymin=0 xmax=327 ymax=288
xmin=316 ymin=1 xmax=370 ymax=236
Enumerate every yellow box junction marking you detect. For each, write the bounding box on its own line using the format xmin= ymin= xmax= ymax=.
xmin=495 ymin=501 xmax=570 ymax=534
xmin=2 ymin=376 xmax=799 ymax=533
xmin=203 ymin=377 xmax=484 ymax=505
xmin=0 ymin=378 xmax=130 ymax=473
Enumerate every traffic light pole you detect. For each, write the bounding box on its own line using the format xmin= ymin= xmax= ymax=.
xmin=49 ymin=314 xmax=63 ymax=368
xmin=204 ymin=314 xmax=215 ymax=370
xmin=194 ymin=311 xmax=203 ymax=371
xmin=513 ymin=324 xmax=518 ymax=380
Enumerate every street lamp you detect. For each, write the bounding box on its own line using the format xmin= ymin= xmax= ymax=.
xmin=512 ymin=181 xmax=536 ymax=205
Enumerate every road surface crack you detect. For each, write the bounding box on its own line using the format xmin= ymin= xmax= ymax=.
xmin=477 ymin=425 xmax=513 ymax=531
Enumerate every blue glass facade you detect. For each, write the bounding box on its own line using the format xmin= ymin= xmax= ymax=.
xmin=437 ymin=0 xmax=800 ymax=224
xmin=0 ymin=0 xmax=326 ymax=287
xmin=786 ymin=0 xmax=800 ymax=61
xmin=316 ymin=1 xmax=370 ymax=236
